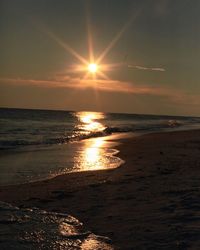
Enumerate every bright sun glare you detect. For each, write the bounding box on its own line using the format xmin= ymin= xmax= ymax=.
xmin=88 ymin=63 xmax=98 ymax=73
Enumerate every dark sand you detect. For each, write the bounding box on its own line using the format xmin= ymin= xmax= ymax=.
xmin=1 ymin=129 xmax=200 ymax=249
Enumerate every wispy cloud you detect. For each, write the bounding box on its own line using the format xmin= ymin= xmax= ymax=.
xmin=0 ymin=76 xmax=174 ymax=97
xmin=0 ymin=75 xmax=194 ymax=105
xmin=2 ymin=76 xmax=200 ymax=109
xmin=128 ymin=64 xmax=166 ymax=72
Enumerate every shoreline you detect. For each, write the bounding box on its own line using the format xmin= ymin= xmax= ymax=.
xmin=0 ymin=132 xmax=130 ymax=186
xmin=1 ymin=129 xmax=200 ymax=248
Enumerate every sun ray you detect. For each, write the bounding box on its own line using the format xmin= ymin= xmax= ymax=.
xmin=45 ymin=30 xmax=89 ymax=65
xmin=99 ymin=62 xmax=124 ymax=72
xmin=97 ymin=71 xmax=110 ymax=80
xmin=96 ymin=8 xmax=141 ymax=64
xmin=32 ymin=19 xmax=89 ymax=65
xmin=85 ymin=1 xmax=94 ymax=63
xmin=33 ymin=4 xmax=143 ymax=89
xmin=82 ymin=72 xmax=90 ymax=80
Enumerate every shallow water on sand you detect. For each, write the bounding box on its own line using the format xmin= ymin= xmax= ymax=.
xmin=0 ymin=201 xmax=113 ymax=250
xmin=0 ymin=135 xmax=123 ymax=186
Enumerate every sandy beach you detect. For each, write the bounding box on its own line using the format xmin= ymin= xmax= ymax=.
xmin=1 ymin=129 xmax=200 ymax=249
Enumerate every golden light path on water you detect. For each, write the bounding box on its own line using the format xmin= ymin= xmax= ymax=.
xmin=73 ymin=111 xmax=121 ymax=172
xmin=0 ymin=111 xmax=122 ymax=185
xmin=77 ymin=111 xmax=105 ymax=132
xmin=83 ymin=137 xmax=106 ymax=170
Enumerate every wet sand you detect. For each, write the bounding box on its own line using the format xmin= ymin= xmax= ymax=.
xmin=1 ymin=129 xmax=200 ymax=249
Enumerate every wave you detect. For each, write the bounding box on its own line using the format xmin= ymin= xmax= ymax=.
xmin=104 ymin=119 xmax=182 ymax=133
xmin=0 ymin=119 xmax=183 ymax=150
xmin=0 ymin=201 xmax=113 ymax=249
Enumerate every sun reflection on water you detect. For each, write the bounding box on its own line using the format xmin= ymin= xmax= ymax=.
xmin=76 ymin=111 xmax=106 ymax=133
xmin=72 ymin=111 xmax=121 ymax=172
xmin=81 ymin=235 xmax=113 ymax=250
xmin=73 ymin=137 xmax=109 ymax=171
xmin=84 ymin=137 xmax=105 ymax=170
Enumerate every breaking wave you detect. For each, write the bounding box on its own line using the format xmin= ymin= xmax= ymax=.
xmin=0 ymin=119 xmax=183 ymax=149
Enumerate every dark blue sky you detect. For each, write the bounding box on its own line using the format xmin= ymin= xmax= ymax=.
xmin=0 ymin=0 xmax=200 ymax=115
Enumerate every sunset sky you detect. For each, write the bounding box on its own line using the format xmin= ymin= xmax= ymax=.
xmin=0 ymin=0 xmax=200 ymax=116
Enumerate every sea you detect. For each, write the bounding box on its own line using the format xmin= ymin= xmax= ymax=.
xmin=1 ymin=107 xmax=200 ymax=249
xmin=1 ymin=107 xmax=200 ymax=186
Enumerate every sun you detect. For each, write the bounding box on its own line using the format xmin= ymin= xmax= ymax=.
xmin=88 ymin=63 xmax=98 ymax=73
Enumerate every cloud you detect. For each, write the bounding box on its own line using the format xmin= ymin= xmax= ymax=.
xmin=2 ymin=76 xmax=200 ymax=110
xmin=0 ymin=76 xmax=175 ymax=97
xmin=128 ymin=65 xmax=166 ymax=72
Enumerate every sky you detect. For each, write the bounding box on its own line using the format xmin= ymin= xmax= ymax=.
xmin=0 ymin=0 xmax=200 ymax=116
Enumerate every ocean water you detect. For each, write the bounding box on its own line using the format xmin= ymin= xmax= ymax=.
xmin=0 ymin=107 xmax=200 ymax=186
